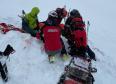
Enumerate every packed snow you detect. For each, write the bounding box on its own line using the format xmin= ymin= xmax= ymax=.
xmin=0 ymin=0 xmax=116 ymax=84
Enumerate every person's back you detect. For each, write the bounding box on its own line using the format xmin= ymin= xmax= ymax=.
xmin=42 ymin=25 xmax=62 ymax=51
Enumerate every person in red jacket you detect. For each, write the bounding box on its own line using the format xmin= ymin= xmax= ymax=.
xmin=64 ymin=9 xmax=96 ymax=60
xmin=40 ymin=10 xmax=68 ymax=63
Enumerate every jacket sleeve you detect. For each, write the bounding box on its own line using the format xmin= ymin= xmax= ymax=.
xmin=39 ymin=23 xmax=46 ymax=43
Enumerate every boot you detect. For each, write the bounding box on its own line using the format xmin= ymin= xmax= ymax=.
xmin=62 ymin=54 xmax=69 ymax=61
xmin=48 ymin=55 xmax=55 ymax=63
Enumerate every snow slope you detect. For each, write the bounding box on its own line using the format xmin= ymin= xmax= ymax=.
xmin=0 ymin=31 xmax=68 ymax=84
xmin=0 ymin=0 xmax=116 ymax=84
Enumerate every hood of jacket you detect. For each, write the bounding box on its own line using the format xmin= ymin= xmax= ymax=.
xmin=30 ymin=7 xmax=40 ymax=18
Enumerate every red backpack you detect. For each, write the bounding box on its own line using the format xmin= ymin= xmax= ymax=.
xmin=70 ymin=17 xmax=87 ymax=48
xmin=72 ymin=29 xmax=87 ymax=48
xmin=71 ymin=17 xmax=85 ymax=29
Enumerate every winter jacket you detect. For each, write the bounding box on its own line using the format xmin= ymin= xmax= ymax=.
xmin=41 ymin=25 xmax=63 ymax=51
xmin=40 ymin=23 xmax=63 ymax=51
xmin=64 ymin=16 xmax=87 ymax=56
xmin=25 ymin=7 xmax=40 ymax=29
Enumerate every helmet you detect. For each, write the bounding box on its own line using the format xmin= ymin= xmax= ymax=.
xmin=70 ymin=9 xmax=80 ymax=17
xmin=48 ymin=11 xmax=58 ymax=18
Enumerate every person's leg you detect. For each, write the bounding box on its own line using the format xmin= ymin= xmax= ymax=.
xmin=60 ymin=38 xmax=67 ymax=55
xmin=86 ymin=45 xmax=96 ymax=61
xmin=60 ymin=38 xmax=70 ymax=61
xmin=45 ymin=49 xmax=61 ymax=63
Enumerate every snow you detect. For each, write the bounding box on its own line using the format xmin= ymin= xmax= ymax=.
xmin=0 ymin=0 xmax=116 ymax=84
xmin=0 ymin=31 xmax=67 ymax=84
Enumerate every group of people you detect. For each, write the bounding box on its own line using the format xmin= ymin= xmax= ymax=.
xmin=22 ymin=7 xmax=96 ymax=63
xmin=0 ymin=6 xmax=96 ymax=83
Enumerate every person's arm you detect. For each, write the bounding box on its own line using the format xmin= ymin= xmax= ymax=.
xmin=39 ymin=22 xmax=46 ymax=42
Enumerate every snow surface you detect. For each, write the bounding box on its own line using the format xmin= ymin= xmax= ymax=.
xmin=0 ymin=0 xmax=116 ymax=84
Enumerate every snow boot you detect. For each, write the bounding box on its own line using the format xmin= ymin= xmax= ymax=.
xmin=48 ymin=55 xmax=55 ymax=63
xmin=62 ymin=54 xmax=69 ymax=61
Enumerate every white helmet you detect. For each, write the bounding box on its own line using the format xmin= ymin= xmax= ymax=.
xmin=48 ymin=10 xmax=58 ymax=18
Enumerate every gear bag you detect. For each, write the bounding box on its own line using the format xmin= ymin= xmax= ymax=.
xmin=58 ymin=57 xmax=97 ymax=84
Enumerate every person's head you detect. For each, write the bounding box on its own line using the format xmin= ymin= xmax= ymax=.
xmin=46 ymin=11 xmax=59 ymax=26
xmin=48 ymin=10 xmax=58 ymax=19
xmin=30 ymin=7 xmax=40 ymax=17
xmin=70 ymin=9 xmax=81 ymax=18
xmin=55 ymin=7 xmax=67 ymax=18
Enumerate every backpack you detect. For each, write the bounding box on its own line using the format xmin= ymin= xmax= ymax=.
xmin=72 ymin=29 xmax=87 ymax=48
xmin=68 ymin=17 xmax=87 ymax=56
xmin=70 ymin=17 xmax=85 ymax=31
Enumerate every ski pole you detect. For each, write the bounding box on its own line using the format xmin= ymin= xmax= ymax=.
xmin=87 ymin=21 xmax=90 ymax=44
xmin=87 ymin=21 xmax=90 ymax=35
xmin=18 ymin=10 xmax=26 ymax=19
